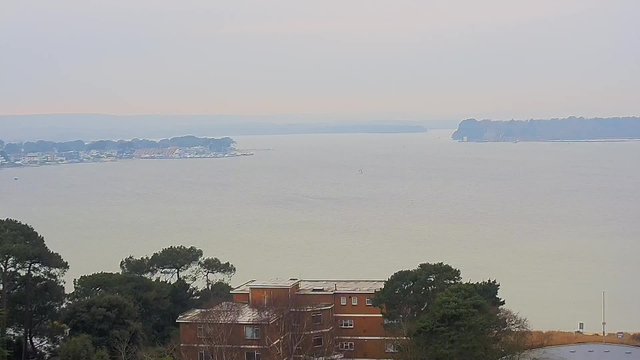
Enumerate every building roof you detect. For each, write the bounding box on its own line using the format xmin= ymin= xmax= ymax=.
xmin=176 ymin=302 xmax=277 ymax=324
xmin=231 ymin=279 xmax=300 ymax=293
xmin=133 ymin=148 xmax=178 ymax=156
xmin=298 ymin=280 xmax=385 ymax=294
xmin=231 ymin=279 xmax=385 ymax=294
xmin=521 ymin=343 xmax=639 ymax=360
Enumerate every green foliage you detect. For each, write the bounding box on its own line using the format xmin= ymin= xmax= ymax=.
xmin=67 ymin=245 xmax=235 ymax=354
xmin=196 ymin=281 xmax=233 ymax=307
xmin=94 ymin=348 xmax=110 ymax=360
xmin=149 ymin=246 xmax=203 ymax=282
xmin=412 ymin=284 xmax=499 ymax=360
xmin=68 ymin=245 xmax=235 ymax=356
xmin=119 ymin=256 xmax=151 ymax=277
xmin=0 ymin=218 xmax=68 ymax=358
xmin=0 ymin=219 xmax=69 ymax=279
xmin=120 ymin=245 xmax=206 ymax=282
xmin=7 ymin=274 xmax=66 ymax=354
xmin=2 ymin=220 xmax=235 ymax=359
xmin=373 ymin=262 xmax=461 ymax=321
xmin=110 ymin=325 xmax=143 ymax=360
xmin=56 ymin=339 xmax=108 ymax=360
xmin=64 ymin=294 xmax=143 ymax=351
xmin=471 ymin=279 xmax=505 ymax=308
xmin=199 ymin=257 xmax=236 ymax=287
xmin=57 ymin=335 xmax=96 ymax=360
xmin=375 ymin=263 xmax=528 ymax=360
xmin=71 ymin=272 xmax=176 ymax=344
xmin=168 ymin=279 xmax=198 ymax=322
xmin=138 ymin=345 xmax=176 ymax=360
xmin=0 ymin=336 xmax=8 ymax=359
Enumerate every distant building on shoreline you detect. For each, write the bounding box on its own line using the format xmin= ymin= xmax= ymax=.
xmin=133 ymin=147 xmax=179 ymax=158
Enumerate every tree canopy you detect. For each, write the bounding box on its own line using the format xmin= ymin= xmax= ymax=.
xmin=57 ymin=334 xmax=109 ymax=360
xmin=0 ymin=219 xmax=236 ymax=360
xmin=0 ymin=219 xmax=69 ymax=359
xmin=452 ymin=116 xmax=640 ymax=141
xmin=118 ymin=256 xmax=151 ymax=277
xmin=64 ymin=294 xmax=142 ymax=351
xmin=71 ymin=272 xmax=176 ymax=344
xmin=199 ymin=257 xmax=236 ymax=289
xmin=412 ymin=284 xmax=501 ymax=360
xmin=122 ymin=246 xmax=205 ymax=282
xmin=148 ymin=246 xmax=203 ymax=282
xmin=372 ymin=262 xmax=461 ymax=321
xmin=374 ymin=262 xmax=528 ymax=360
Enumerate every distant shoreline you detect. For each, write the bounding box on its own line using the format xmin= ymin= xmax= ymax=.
xmin=452 ymin=116 xmax=640 ymax=142
xmin=0 ymin=135 xmax=249 ymax=169
xmin=458 ymin=138 xmax=640 ymax=143
xmin=0 ymin=154 xmax=253 ymax=172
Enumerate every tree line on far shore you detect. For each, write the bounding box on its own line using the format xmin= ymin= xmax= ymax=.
xmin=0 ymin=136 xmax=235 ymax=155
xmin=1 ymin=218 xmax=533 ymax=360
xmin=452 ymin=116 xmax=640 ymax=141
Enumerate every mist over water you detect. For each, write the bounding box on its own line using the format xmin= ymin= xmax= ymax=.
xmin=1 ymin=130 xmax=638 ymax=332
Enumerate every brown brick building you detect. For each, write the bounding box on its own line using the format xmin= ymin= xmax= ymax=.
xmin=178 ymin=279 xmax=399 ymax=360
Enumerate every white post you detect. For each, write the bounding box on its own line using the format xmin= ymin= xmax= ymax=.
xmin=602 ymin=291 xmax=606 ymax=344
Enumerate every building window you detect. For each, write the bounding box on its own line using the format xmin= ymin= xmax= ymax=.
xmin=340 ymin=296 xmax=347 ymax=305
xmin=366 ymin=297 xmax=373 ymax=306
xmin=197 ymin=324 xmax=205 ymax=338
xmin=385 ymin=342 xmax=400 ymax=353
xmin=352 ymin=296 xmax=358 ymax=305
xmin=244 ymin=326 xmax=260 ymax=339
xmin=313 ymin=336 xmax=323 ymax=348
xmin=292 ymin=316 xmax=300 ymax=326
xmin=312 ymin=313 xmax=322 ymax=325
xmin=198 ymin=350 xmax=206 ymax=360
xmin=245 ymin=352 xmax=261 ymax=360
xmin=339 ymin=342 xmax=355 ymax=351
xmin=339 ymin=319 xmax=354 ymax=328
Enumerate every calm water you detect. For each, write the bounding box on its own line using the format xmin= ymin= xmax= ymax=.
xmin=1 ymin=130 xmax=639 ymax=332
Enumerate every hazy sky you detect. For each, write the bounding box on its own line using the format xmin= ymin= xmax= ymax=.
xmin=1 ymin=1 xmax=639 ymax=120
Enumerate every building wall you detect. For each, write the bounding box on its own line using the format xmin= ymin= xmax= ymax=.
xmin=181 ymin=286 xmax=393 ymax=360
xmin=180 ymin=323 xmax=197 ymax=345
xmin=233 ymin=293 xmax=249 ymax=303
xmin=289 ymin=283 xmax=300 ymax=298
xmin=335 ymin=315 xmax=386 ymax=337
xmin=296 ymin=293 xmax=334 ymax=305
xmin=338 ymin=338 xmax=392 ymax=360
xmin=334 ymin=293 xmax=379 ymax=314
xmin=250 ymin=287 xmax=292 ymax=307
xmin=181 ymin=345 xmax=272 ymax=360
xmin=180 ymin=323 xmax=268 ymax=347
